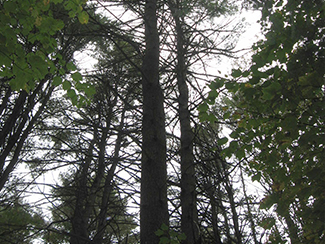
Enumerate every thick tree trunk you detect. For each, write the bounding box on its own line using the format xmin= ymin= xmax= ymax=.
xmin=140 ymin=0 xmax=168 ymax=243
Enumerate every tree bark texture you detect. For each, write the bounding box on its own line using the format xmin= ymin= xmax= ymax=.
xmin=140 ymin=0 xmax=168 ymax=243
xmin=94 ymin=109 xmax=126 ymax=243
xmin=0 ymin=81 xmax=53 ymax=191
xmin=172 ymin=5 xmax=200 ymax=244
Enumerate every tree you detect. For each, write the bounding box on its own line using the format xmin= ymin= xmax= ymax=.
xmin=0 ymin=0 xmax=89 ymax=91
xmin=0 ymin=180 xmax=45 ymax=244
xmin=46 ymin=172 xmax=137 ymax=244
xmin=25 ymin=37 xmax=142 ymax=243
xmin=1 ymin=1 xmax=268 ymax=243
xmin=0 ymin=0 xmax=91 ymax=192
xmin=207 ymin=0 xmax=325 ymax=242
xmin=163 ymin=1 xmax=241 ymax=242
xmin=140 ymin=0 xmax=169 ymax=242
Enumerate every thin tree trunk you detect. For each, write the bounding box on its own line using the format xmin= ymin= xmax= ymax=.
xmin=70 ymin=100 xmax=113 ymax=244
xmin=140 ymin=0 xmax=168 ymax=242
xmin=171 ymin=4 xmax=200 ymax=243
xmin=0 ymin=82 xmax=53 ymax=191
xmin=94 ymin=108 xmax=126 ymax=243
xmin=208 ymin=185 xmax=222 ymax=244
xmin=239 ymin=165 xmax=259 ymax=244
xmin=70 ymin=136 xmax=96 ymax=244
xmin=221 ymin=159 xmax=242 ymax=244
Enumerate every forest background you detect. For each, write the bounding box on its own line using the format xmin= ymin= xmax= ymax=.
xmin=0 ymin=0 xmax=324 ymax=243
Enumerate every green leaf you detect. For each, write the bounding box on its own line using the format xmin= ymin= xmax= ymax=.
xmin=223 ymin=111 xmax=231 ymax=119
xmin=197 ymin=103 xmax=208 ymax=113
xmin=161 ymin=223 xmax=169 ymax=231
xmin=67 ymin=89 xmax=78 ymax=105
xmin=178 ymin=233 xmax=187 ymax=241
xmin=236 ymin=148 xmax=245 ymax=160
xmin=208 ymin=90 xmax=218 ymax=102
xmin=155 ymin=229 xmax=164 ymax=237
xmin=242 ymin=70 xmax=250 ymax=77
xmin=66 ymin=62 xmax=77 ymax=71
xmin=4 ymin=1 xmax=18 ymax=13
xmin=56 ymin=20 xmax=65 ymax=31
xmin=223 ymin=140 xmax=238 ymax=158
xmin=262 ymin=90 xmax=274 ymax=100
xmin=206 ymin=113 xmax=217 ymax=123
xmin=72 ymin=72 xmax=83 ymax=82
xmin=209 ymin=79 xmax=224 ymax=90
xmin=83 ymin=85 xmax=96 ymax=98
xmin=259 ymin=217 xmax=276 ymax=230
xmin=159 ymin=237 xmax=170 ymax=244
xmin=62 ymin=80 xmax=71 ymax=90
xmin=229 ymin=130 xmax=238 ymax=139
xmin=217 ymin=137 xmax=228 ymax=146
xmin=225 ymin=82 xmax=239 ymax=92
xmin=252 ymin=172 xmax=261 ymax=182
xmin=232 ymin=69 xmax=242 ymax=78
xmin=52 ymin=76 xmax=62 ymax=86
xmin=170 ymin=230 xmax=177 ymax=237
xmin=78 ymin=11 xmax=89 ymax=24
xmin=260 ymin=194 xmax=276 ymax=210
xmin=198 ymin=112 xmax=208 ymax=122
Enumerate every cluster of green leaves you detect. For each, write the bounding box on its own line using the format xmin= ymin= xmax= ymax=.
xmin=201 ymin=0 xmax=325 ymax=242
xmin=155 ymin=223 xmax=187 ymax=244
xmin=0 ymin=0 xmax=91 ymax=102
xmin=0 ymin=200 xmax=45 ymax=243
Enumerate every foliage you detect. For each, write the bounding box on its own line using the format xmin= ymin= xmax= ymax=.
xmin=155 ymin=223 xmax=187 ymax=244
xmin=204 ymin=0 xmax=325 ymax=242
xmin=0 ymin=198 xmax=45 ymax=244
xmin=0 ymin=0 xmax=280 ymax=243
xmin=46 ymin=172 xmax=138 ymax=244
xmin=0 ymin=0 xmax=97 ymax=196
xmin=0 ymin=0 xmax=91 ymax=102
xmin=26 ymin=36 xmax=142 ymax=243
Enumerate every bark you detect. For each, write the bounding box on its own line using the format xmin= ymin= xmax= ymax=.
xmin=70 ymin=97 xmax=114 ymax=244
xmin=171 ymin=5 xmax=200 ymax=244
xmin=69 ymin=136 xmax=96 ymax=244
xmin=140 ymin=0 xmax=168 ymax=242
xmin=208 ymin=185 xmax=222 ymax=244
xmin=240 ymin=166 xmax=259 ymax=244
xmin=93 ymin=109 xmax=126 ymax=243
xmin=0 ymin=81 xmax=53 ymax=191
xmin=221 ymin=159 xmax=242 ymax=244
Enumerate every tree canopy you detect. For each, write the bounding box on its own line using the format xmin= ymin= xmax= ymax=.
xmin=1 ymin=0 xmax=324 ymax=243
xmin=205 ymin=0 xmax=325 ymax=242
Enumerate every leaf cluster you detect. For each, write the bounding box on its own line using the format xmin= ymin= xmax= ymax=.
xmin=0 ymin=0 xmax=89 ymax=94
xmin=155 ymin=223 xmax=187 ymax=244
xmin=205 ymin=0 xmax=325 ymax=242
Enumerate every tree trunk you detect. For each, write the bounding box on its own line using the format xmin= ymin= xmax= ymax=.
xmin=94 ymin=108 xmax=126 ymax=243
xmin=172 ymin=7 xmax=200 ymax=244
xmin=222 ymin=159 xmax=242 ymax=244
xmin=70 ymin=137 xmax=95 ymax=244
xmin=140 ymin=0 xmax=168 ymax=243
xmin=240 ymin=165 xmax=259 ymax=244
xmin=0 ymin=81 xmax=53 ymax=191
